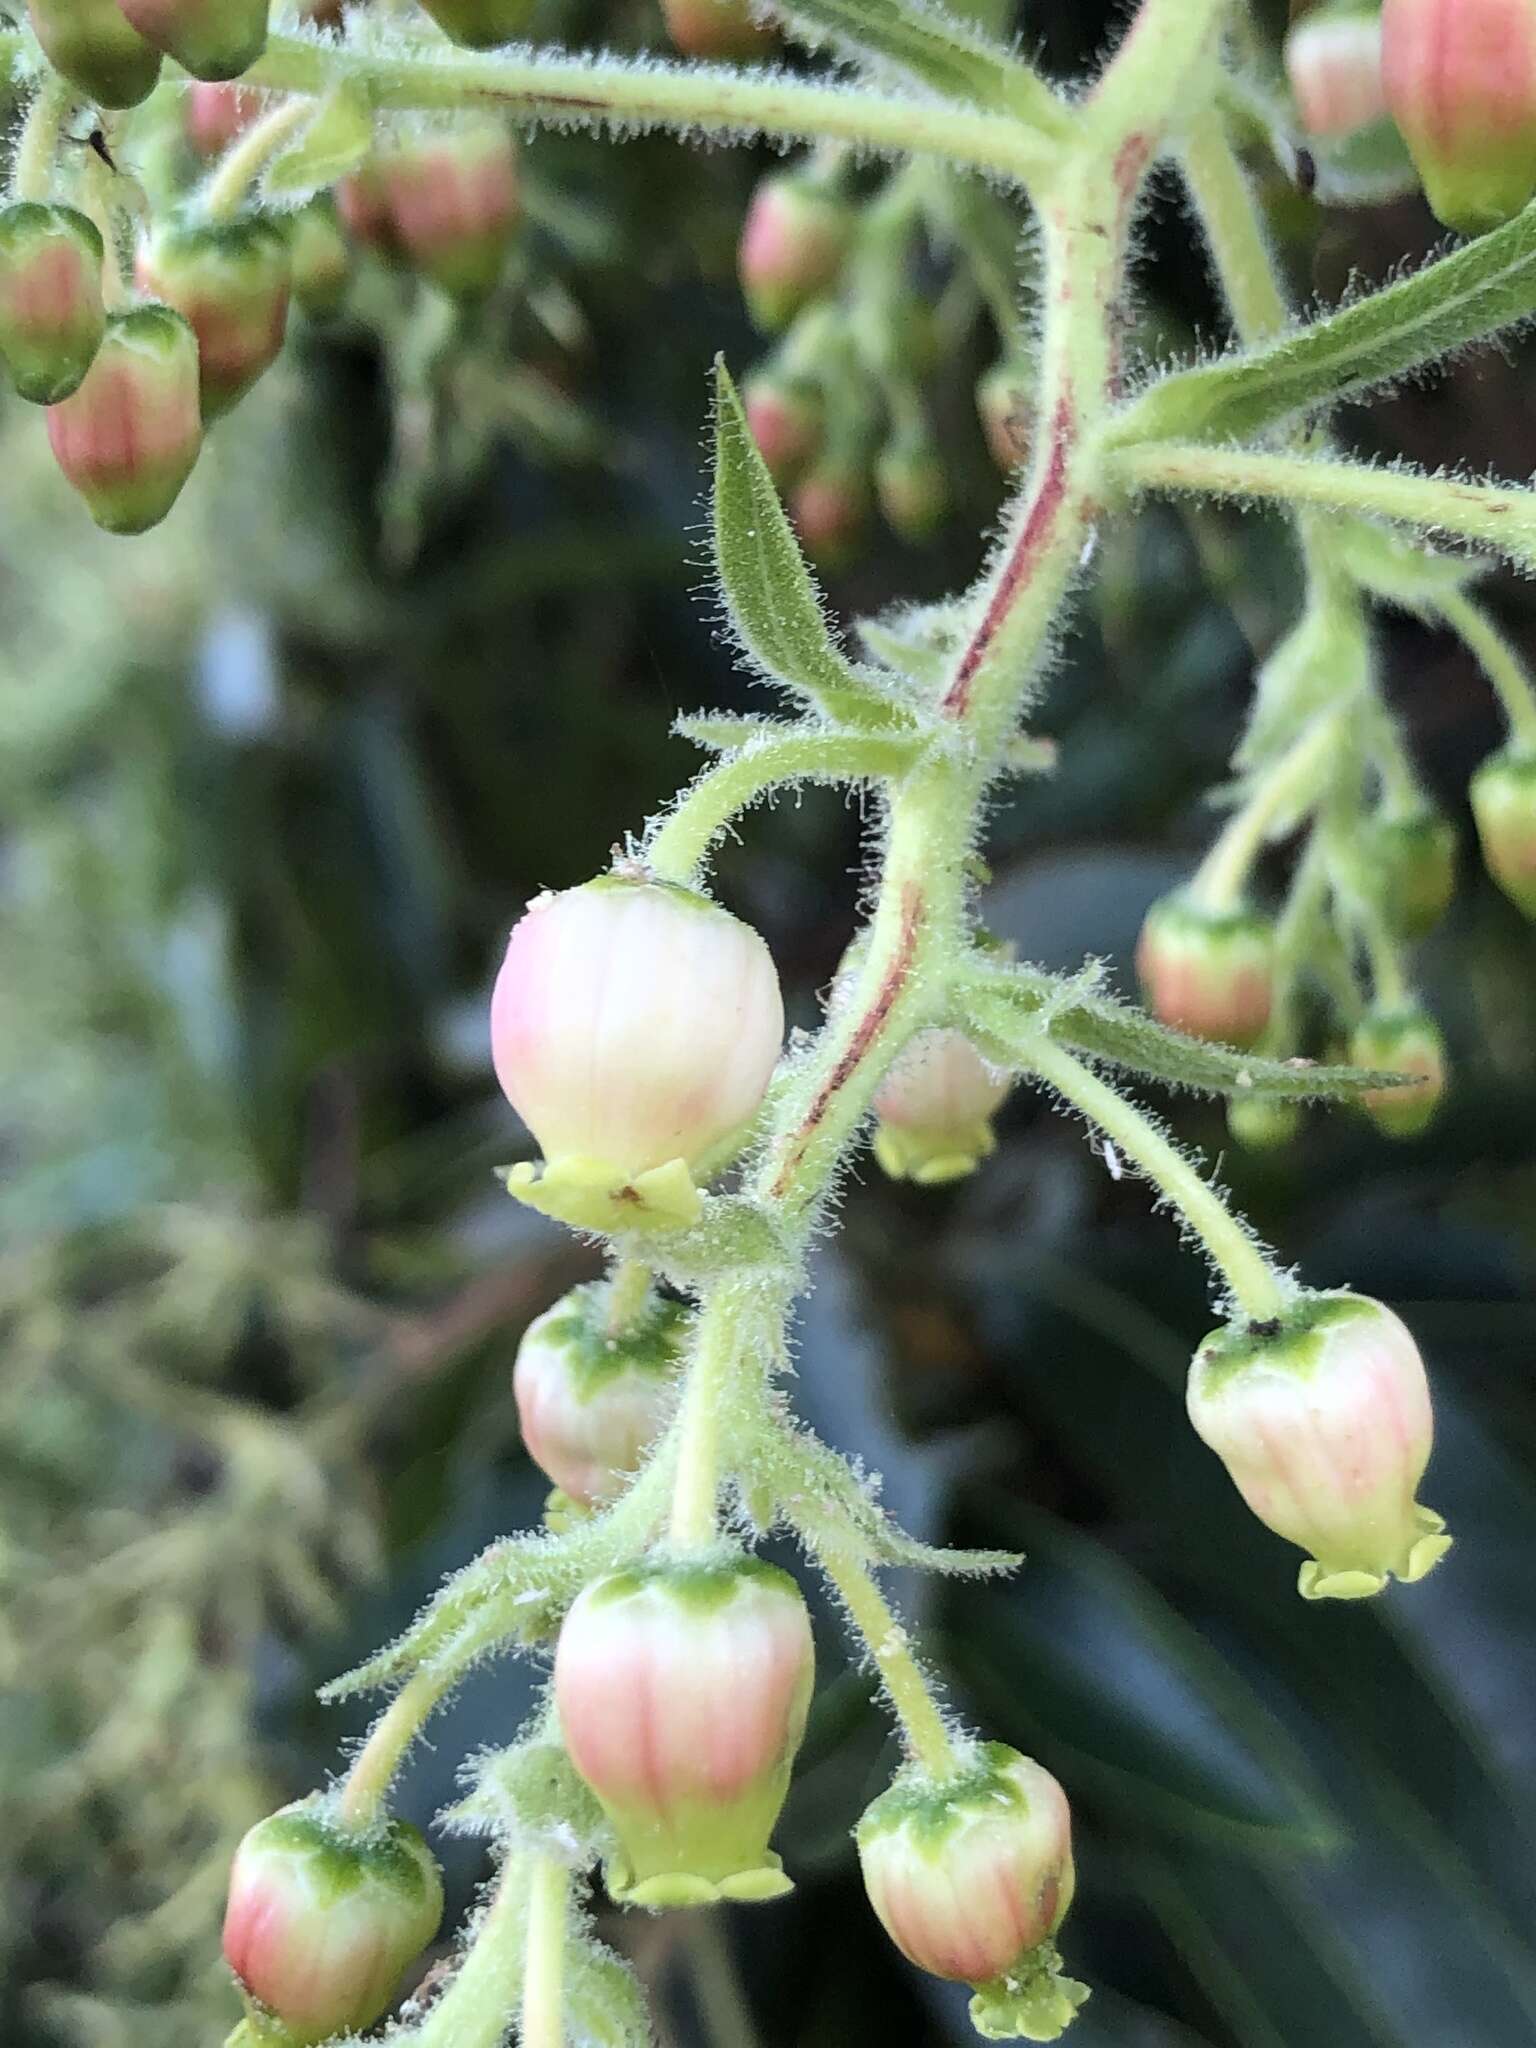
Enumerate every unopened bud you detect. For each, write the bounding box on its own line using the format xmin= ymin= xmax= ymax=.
xmin=1227 ymin=1093 xmax=1302 ymax=1152
xmin=1351 ymin=1002 xmax=1446 ymax=1138
xmin=26 ymin=0 xmax=162 ymax=107
xmin=1470 ymin=743 xmax=1536 ymax=916
xmin=138 ymin=214 xmax=291 ymax=419
xmin=223 ymin=1799 xmax=443 ymax=2045
xmin=117 ymin=0 xmax=268 ymax=81
xmin=738 ymin=171 xmax=853 ymax=330
xmin=336 ymin=165 xmax=398 ymax=256
xmin=1369 ymin=803 xmax=1457 ymax=939
xmin=1382 ymin=0 xmax=1536 ymax=231
xmin=1135 ymin=894 xmax=1275 ymax=1048
xmin=414 ymin=0 xmax=539 ymax=49
xmin=0 ymin=203 xmax=105 ymax=405
xmin=661 ymin=0 xmax=775 ymax=58
xmin=858 ymin=1745 xmax=1087 ymax=2042
xmin=873 ymin=1030 xmax=1010 ymax=1185
xmin=375 ymin=127 xmax=521 ymax=299
xmin=290 ymin=198 xmax=353 ymax=320
xmin=514 ymin=1281 xmax=685 ymax=1508
xmin=975 ymin=362 xmax=1034 ymax=472
xmin=491 ymin=876 xmax=783 ymax=1232
xmin=1285 ymin=3 xmax=1388 ymax=138
xmin=185 ymin=81 xmax=262 ymax=158
xmin=1187 ymin=1292 xmax=1451 ymax=1599
xmin=790 ymin=456 xmax=870 ymax=565
xmin=47 ymin=306 xmax=202 ymax=535
xmin=876 ymin=427 xmax=948 ymax=544
xmin=742 ymin=369 xmax=823 ymax=482
xmin=556 ymin=1556 xmax=814 ymax=1907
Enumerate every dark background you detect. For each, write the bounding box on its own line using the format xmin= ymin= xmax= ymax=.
xmin=3 ymin=2 xmax=1534 ymax=2045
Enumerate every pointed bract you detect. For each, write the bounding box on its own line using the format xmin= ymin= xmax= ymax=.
xmin=0 ymin=203 xmax=105 ymax=406
xmin=47 ymin=306 xmax=202 ymax=535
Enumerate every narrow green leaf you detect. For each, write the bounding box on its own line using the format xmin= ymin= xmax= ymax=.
xmin=1114 ymin=202 xmax=1536 ymax=447
xmin=263 ymin=83 xmax=373 ymax=202
xmin=970 ymin=978 xmax=1402 ymax=1101
xmin=772 ymin=0 xmax=1068 ymax=134
xmin=712 ymin=359 xmax=914 ymax=729
xmin=674 ymin=713 xmax=799 ymax=752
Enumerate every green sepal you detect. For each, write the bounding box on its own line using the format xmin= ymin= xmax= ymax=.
xmin=265 ymin=84 xmax=374 ymax=203
xmin=1298 ymin=1507 xmax=1452 ymax=1601
xmin=499 ymin=1154 xmax=702 ymax=1233
xmin=606 ymin=1852 xmax=794 ymax=1909
xmin=968 ymin=1944 xmax=1090 ymax=2042
xmin=872 ymin=1114 xmax=997 ymax=1185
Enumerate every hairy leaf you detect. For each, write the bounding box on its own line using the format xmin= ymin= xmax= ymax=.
xmin=263 ymin=83 xmax=373 ymax=203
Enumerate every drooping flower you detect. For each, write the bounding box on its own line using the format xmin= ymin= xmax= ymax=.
xmin=872 ymin=1029 xmax=1010 ymax=1185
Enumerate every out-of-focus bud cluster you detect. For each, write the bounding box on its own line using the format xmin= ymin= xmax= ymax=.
xmin=735 ymin=148 xmax=1040 ymax=559
xmin=1382 ymin=0 xmax=1536 ymax=232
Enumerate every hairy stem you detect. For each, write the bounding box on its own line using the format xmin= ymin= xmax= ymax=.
xmin=12 ymin=75 xmax=75 ymax=205
xmin=203 ymin=97 xmax=313 ymax=220
xmin=337 ymin=1665 xmax=447 ymax=1831
xmin=1434 ymin=587 xmax=1536 ymax=747
xmin=411 ymin=1855 xmax=527 ymax=2048
xmin=519 ymin=1856 xmax=569 ymax=2048
xmin=604 ymin=1257 xmax=653 ymax=1337
xmin=1188 ymin=710 xmax=1341 ymax=913
xmin=813 ymin=1538 xmax=959 ymax=1778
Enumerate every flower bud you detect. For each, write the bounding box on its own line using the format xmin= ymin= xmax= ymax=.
xmin=1470 ymin=743 xmax=1536 ymax=916
xmin=857 ymin=1744 xmax=1087 ymax=2042
xmin=742 ymin=368 xmax=823 ymax=482
xmin=876 ymin=427 xmax=948 ymax=545
xmin=790 ymin=456 xmax=870 ymax=565
xmin=1369 ymin=803 xmax=1457 ymax=939
xmin=1226 ymin=1093 xmax=1302 ymax=1152
xmin=738 ymin=171 xmax=853 ymax=331
xmin=184 ymin=81 xmax=262 ymax=158
xmin=1135 ymin=894 xmax=1275 ymax=1049
xmin=975 ymin=363 xmax=1033 ymax=472
xmin=1382 ymin=0 xmax=1536 ymax=232
xmin=661 ymin=0 xmax=775 ymax=58
xmin=223 ymin=1799 xmax=444 ymax=2044
xmin=514 ymin=1281 xmax=685 ymax=1508
xmin=0 ymin=203 xmax=105 ymax=405
xmin=290 ymin=198 xmax=353 ymax=320
xmin=556 ymin=1556 xmax=814 ymax=1907
xmin=872 ymin=1030 xmax=1010 ymax=1185
xmin=1285 ymin=3 xmax=1388 ymax=138
xmin=138 ymin=214 xmax=291 ymax=420
xmin=1350 ymin=1002 xmax=1446 ymax=1138
xmin=1187 ymin=1292 xmax=1451 ymax=1599
xmin=47 ymin=306 xmax=202 ymax=535
xmin=26 ymin=0 xmax=162 ymax=107
xmin=415 ymin=0 xmax=539 ymax=49
xmin=492 ymin=876 xmax=783 ymax=1232
xmin=375 ymin=128 xmax=521 ymax=299
xmin=117 ymin=0 xmax=268 ymax=80
xmin=336 ymin=165 xmax=398 ymax=256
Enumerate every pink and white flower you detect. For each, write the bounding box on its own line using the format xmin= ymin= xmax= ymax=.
xmin=873 ymin=1028 xmax=1011 ymax=1184
xmin=1285 ymin=6 xmax=1387 ymax=138
xmin=514 ymin=1281 xmax=685 ymax=1507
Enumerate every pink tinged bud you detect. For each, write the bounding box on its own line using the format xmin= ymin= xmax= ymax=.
xmin=876 ymin=430 xmax=949 ymax=545
xmin=1382 ymin=0 xmax=1536 ymax=231
xmin=1370 ymin=804 xmax=1457 ymax=939
xmin=491 ymin=877 xmax=784 ymax=1233
xmin=185 ymin=82 xmax=263 ymax=159
xmin=790 ymin=458 xmax=870 ymax=564
xmin=0 ymin=204 xmax=105 ymax=406
xmin=872 ymin=1029 xmax=1010 ymax=1185
xmin=26 ymin=0 xmax=162 ymax=106
xmin=222 ymin=1800 xmax=443 ymax=2045
xmin=738 ymin=174 xmax=853 ymax=331
xmin=1135 ymin=894 xmax=1275 ymax=1049
xmin=117 ymin=0 xmax=269 ymax=81
xmin=47 ymin=306 xmax=202 ymax=536
xmin=1187 ymin=1292 xmax=1452 ymax=1600
xmin=1470 ymin=744 xmax=1536 ymax=917
xmin=555 ymin=1556 xmax=815 ymax=1908
xmin=858 ymin=1745 xmax=1088 ymax=2042
xmin=290 ymin=199 xmax=353 ymax=321
xmin=742 ymin=370 xmax=823 ymax=482
xmin=514 ymin=1281 xmax=685 ymax=1508
xmin=975 ymin=364 xmax=1034 ymax=473
xmin=661 ymin=0 xmax=776 ymax=59
xmin=1227 ymin=1092 xmax=1302 ymax=1152
xmin=375 ymin=129 xmax=521 ymax=300
xmin=1350 ymin=1003 xmax=1446 ymax=1139
xmin=415 ymin=0 xmax=539 ymax=49
xmin=336 ymin=167 xmax=400 ymax=256
xmin=1285 ymin=6 xmax=1388 ymax=138
xmin=138 ymin=215 xmax=291 ymax=421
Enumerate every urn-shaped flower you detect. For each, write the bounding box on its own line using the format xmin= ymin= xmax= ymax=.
xmin=514 ymin=1281 xmax=685 ymax=1508
xmin=222 ymin=1799 xmax=443 ymax=2044
xmin=858 ymin=1744 xmax=1087 ymax=2042
xmin=138 ymin=213 xmax=291 ymax=420
xmin=1351 ymin=1003 xmax=1446 ymax=1138
xmin=1470 ymin=744 xmax=1536 ymax=917
xmin=1382 ymin=0 xmax=1536 ymax=231
xmin=491 ymin=876 xmax=783 ymax=1231
xmin=872 ymin=1029 xmax=1010 ymax=1184
xmin=1135 ymin=894 xmax=1275 ymax=1048
xmin=1186 ymin=1292 xmax=1452 ymax=1600
xmin=555 ymin=1555 xmax=814 ymax=1907
xmin=47 ymin=306 xmax=202 ymax=535
xmin=1285 ymin=3 xmax=1388 ymax=138
xmin=0 ymin=204 xmax=105 ymax=405
xmin=375 ymin=128 xmax=521 ymax=300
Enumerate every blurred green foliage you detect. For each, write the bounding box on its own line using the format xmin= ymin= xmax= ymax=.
xmin=2 ymin=2 xmax=1534 ymax=2045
